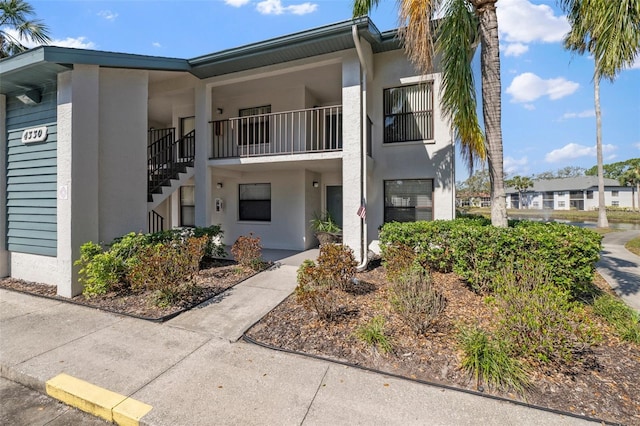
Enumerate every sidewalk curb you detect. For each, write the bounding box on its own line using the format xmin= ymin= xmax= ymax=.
xmin=45 ymin=373 xmax=152 ymax=425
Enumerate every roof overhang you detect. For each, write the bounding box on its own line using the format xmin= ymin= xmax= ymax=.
xmin=188 ymin=17 xmax=400 ymax=79
xmin=1 ymin=17 xmax=401 ymax=95
xmin=0 ymin=46 xmax=190 ymax=95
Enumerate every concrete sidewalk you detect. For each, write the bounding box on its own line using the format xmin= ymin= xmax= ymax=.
xmin=597 ymin=230 xmax=640 ymax=312
xmin=1 ymin=249 xmax=596 ymax=425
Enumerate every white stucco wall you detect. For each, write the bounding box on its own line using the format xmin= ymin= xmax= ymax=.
xmin=367 ymin=50 xmax=455 ymax=235
xmin=211 ymin=169 xmax=311 ymax=250
xmin=9 ymin=253 xmax=58 ymax=284
xmin=57 ymin=66 xmax=100 ymax=297
xmin=98 ymin=69 xmax=148 ymax=242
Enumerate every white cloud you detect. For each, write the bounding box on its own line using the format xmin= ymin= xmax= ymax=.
xmin=506 ymin=72 xmax=579 ymax=103
xmin=497 ymin=0 xmax=569 ymax=44
xmin=634 ymin=142 xmax=640 ymax=150
xmin=97 ymin=10 xmax=118 ymax=21
xmin=225 ymin=0 xmax=250 ymax=6
xmin=497 ymin=0 xmax=569 ymax=59
xmin=256 ymin=0 xmax=317 ymax=15
xmin=287 ymin=2 xmax=318 ymax=15
xmin=50 ymin=36 xmax=96 ymax=49
xmin=545 ymin=143 xmax=617 ymax=163
xmin=503 ymin=42 xmax=528 ymax=57
xmin=523 ymin=104 xmax=535 ymax=111
xmin=152 ymin=42 xmax=162 ymax=48
xmin=504 ymin=156 xmax=529 ymax=176
xmin=559 ymin=109 xmax=595 ymax=121
xmin=628 ymin=56 xmax=640 ymax=70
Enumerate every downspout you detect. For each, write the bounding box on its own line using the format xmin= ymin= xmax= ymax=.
xmin=352 ymin=24 xmax=368 ymax=271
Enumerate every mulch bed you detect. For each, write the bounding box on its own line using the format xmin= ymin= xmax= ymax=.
xmin=245 ymin=263 xmax=640 ymax=425
xmin=0 ymin=258 xmax=262 ymax=321
xmin=3 ymin=257 xmax=639 ymax=424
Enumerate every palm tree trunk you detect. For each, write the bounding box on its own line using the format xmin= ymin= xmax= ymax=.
xmin=476 ymin=1 xmax=507 ymax=227
xmin=636 ymin=182 xmax=639 ymax=212
xmin=594 ymin=70 xmax=609 ymax=228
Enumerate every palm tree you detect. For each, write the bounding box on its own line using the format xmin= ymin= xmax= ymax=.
xmin=354 ymin=0 xmax=508 ymax=227
xmin=0 ymin=0 xmax=50 ymax=58
xmin=506 ymin=175 xmax=534 ymax=209
xmin=561 ymin=0 xmax=640 ymax=227
xmin=620 ymin=162 xmax=640 ymax=212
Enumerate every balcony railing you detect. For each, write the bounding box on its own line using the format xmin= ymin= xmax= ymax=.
xmin=211 ymin=106 xmax=342 ymax=159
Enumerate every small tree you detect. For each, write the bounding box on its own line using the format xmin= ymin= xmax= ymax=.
xmin=620 ymin=162 xmax=640 ymax=212
xmin=505 ymin=176 xmax=534 ymax=209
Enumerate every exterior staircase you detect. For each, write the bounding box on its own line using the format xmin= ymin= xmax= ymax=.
xmin=147 ymin=128 xmax=195 ymax=210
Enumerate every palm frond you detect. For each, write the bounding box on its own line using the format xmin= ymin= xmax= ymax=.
xmin=352 ymin=0 xmax=380 ymax=17
xmin=397 ymin=0 xmax=441 ymax=74
xmin=436 ymin=0 xmax=485 ymax=171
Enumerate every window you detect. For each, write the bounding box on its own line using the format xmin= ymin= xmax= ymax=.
xmin=239 ymin=105 xmax=270 ymax=145
xmin=612 ymin=201 xmax=620 ymax=207
xmin=612 ymin=191 xmax=619 ymax=197
xmin=557 ymin=192 xmax=565 ymax=196
xmin=180 ymin=186 xmax=195 ymax=227
xmin=239 ymin=183 xmax=271 ymax=221
xmin=384 ymin=179 xmax=433 ymax=223
xmin=558 ymin=201 xmax=566 ymax=207
xmin=533 ymin=201 xmax=539 ymax=208
xmin=383 ymin=83 xmax=433 ymax=143
xmin=587 ymin=191 xmax=594 ymax=199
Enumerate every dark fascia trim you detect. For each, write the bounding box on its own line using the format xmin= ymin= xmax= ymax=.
xmin=188 ymin=17 xmax=386 ymax=68
xmin=0 ymin=45 xmax=190 ymax=75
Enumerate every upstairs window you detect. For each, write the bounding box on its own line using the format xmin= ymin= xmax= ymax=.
xmin=239 ymin=183 xmax=271 ymax=221
xmin=239 ymin=105 xmax=271 ymax=145
xmin=383 ymin=83 xmax=433 ymax=143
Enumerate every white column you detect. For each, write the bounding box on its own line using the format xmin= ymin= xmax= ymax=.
xmin=195 ymin=82 xmax=213 ymax=226
xmin=0 ymin=94 xmax=8 ymax=277
xmin=341 ymin=54 xmax=363 ymax=261
xmin=57 ymin=66 xmax=100 ymax=297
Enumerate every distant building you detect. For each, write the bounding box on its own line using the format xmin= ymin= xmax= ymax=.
xmin=505 ymin=176 xmax=634 ymax=210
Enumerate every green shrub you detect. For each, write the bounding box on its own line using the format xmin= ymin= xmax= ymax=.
xmin=145 ymin=225 xmax=225 ymax=258
xmin=231 ymin=233 xmax=264 ymax=270
xmin=295 ymin=260 xmax=340 ymax=320
xmin=76 ymin=226 xmax=224 ymax=298
xmin=497 ymin=277 xmax=597 ymax=363
xmin=379 ymin=219 xmax=602 ymax=298
xmin=593 ymin=294 xmax=640 ymax=344
xmin=458 ymin=325 xmax=528 ymax=392
xmin=356 ymin=316 xmax=393 ymax=353
xmin=382 ymin=243 xmax=419 ymax=282
xmin=390 ymin=269 xmax=446 ymax=335
xmin=315 ymin=244 xmax=357 ymax=291
xmin=76 ymin=242 xmax=121 ymax=296
xmin=126 ymin=236 xmax=208 ymax=305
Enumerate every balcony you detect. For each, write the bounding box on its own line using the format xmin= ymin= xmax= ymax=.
xmin=211 ymin=106 xmax=342 ymax=159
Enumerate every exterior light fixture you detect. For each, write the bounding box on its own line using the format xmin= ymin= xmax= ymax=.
xmin=16 ymin=89 xmax=41 ymax=105
xmin=313 ymin=181 xmax=319 ymax=188
xmin=216 ymin=182 xmax=223 ymax=189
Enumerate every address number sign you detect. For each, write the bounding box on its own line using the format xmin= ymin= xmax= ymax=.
xmin=21 ymin=126 xmax=48 ymax=144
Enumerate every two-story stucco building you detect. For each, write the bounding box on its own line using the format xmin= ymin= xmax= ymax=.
xmin=506 ymin=176 xmax=634 ymax=210
xmin=1 ymin=18 xmax=456 ymax=297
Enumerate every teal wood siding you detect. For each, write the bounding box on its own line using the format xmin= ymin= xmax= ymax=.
xmin=5 ymin=85 xmax=57 ymax=256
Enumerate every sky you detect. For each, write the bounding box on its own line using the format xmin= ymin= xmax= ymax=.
xmin=18 ymin=0 xmax=640 ymax=181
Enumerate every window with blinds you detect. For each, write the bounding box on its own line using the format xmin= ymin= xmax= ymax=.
xmin=180 ymin=186 xmax=195 ymax=227
xmin=383 ymin=83 xmax=433 ymax=143
xmin=384 ymin=179 xmax=433 ymax=222
xmin=239 ymin=105 xmax=271 ymax=145
xmin=239 ymin=183 xmax=271 ymax=221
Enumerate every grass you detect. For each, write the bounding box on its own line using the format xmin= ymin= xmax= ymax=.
xmin=625 ymin=237 xmax=640 ymax=257
xmin=466 ymin=207 xmax=640 ymax=225
xmin=592 ymin=293 xmax=640 ymax=344
xmin=458 ymin=325 xmax=529 ymax=393
xmin=356 ymin=315 xmax=393 ymax=353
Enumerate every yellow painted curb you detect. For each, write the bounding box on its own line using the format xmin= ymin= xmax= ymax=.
xmin=114 ymin=397 xmax=153 ymax=426
xmin=46 ymin=373 xmax=152 ymax=425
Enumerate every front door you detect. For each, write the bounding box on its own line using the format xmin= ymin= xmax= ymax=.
xmin=326 ymin=185 xmax=343 ymax=229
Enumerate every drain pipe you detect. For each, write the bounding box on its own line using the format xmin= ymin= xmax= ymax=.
xmin=352 ymin=24 xmax=368 ymax=271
